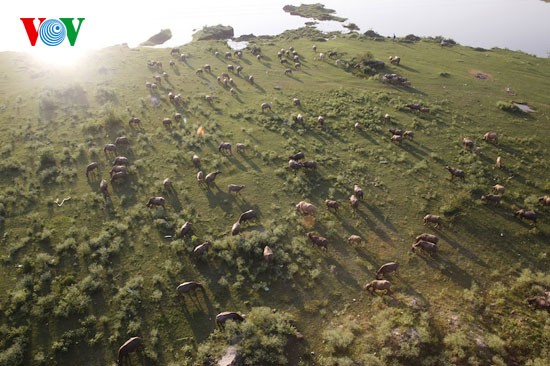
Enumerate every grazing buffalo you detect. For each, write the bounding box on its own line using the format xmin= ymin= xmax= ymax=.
xmin=86 ymin=162 xmax=99 ymax=178
xmin=113 ymin=156 xmax=129 ymax=166
xmin=415 ymin=233 xmax=439 ymax=244
xmin=231 ymin=222 xmax=241 ymax=236
xmin=350 ymin=195 xmax=359 ymax=211
xmin=228 ymin=184 xmax=246 ymax=195
xmin=263 ymin=246 xmax=274 ymax=261
xmin=110 ymin=165 xmax=128 ymax=176
xmin=115 ymin=136 xmax=129 ymax=146
xmin=179 ymin=222 xmax=192 ymax=237
xmin=193 ymin=241 xmax=212 ymax=256
xmin=239 ymin=209 xmax=258 ymax=224
xmin=218 ymin=142 xmax=232 ymax=155
xmin=104 ymin=144 xmax=117 ymax=157
xmin=446 ymin=166 xmax=465 ymax=181
xmin=348 ymin=235 xmax=362 ymax=245
xmin=162 ymin=118 xmax=172 ymax=128
xmin=196 ymin=171 xmax=205 ymax=185
xmin=128 ymin=117 xmax=141 ymax=128
xmin=325 ymin=199 xmax=339 ymax=212
xmin=110 ymin=171 xmax=128 ymax=183
xmin=303 ymin=161 xmax=317 ymax=169
xmin=412 ymin=240 xmax=438 ymax=256
xmin=538 ymin=195 xmax=550 ymax=206
xmin=205 ymin=171 xmax=221 ymax=185
xmin=481 ymin=194 xmax=501 ymax=204
xmin=117 ymin=337 xmax=143 ymax=366
xmin=423 ymin=214 xmax=441 ymax=228
xmin=192 ymin=154 xmax=201 ymax=167
xmin=261 ymin=102 xmax=272 ymax=112
xmin=289 ymin=159 xmax=303 ymax=173
xmin=176 ymin=281 xmax=204 ymax=295
xmin=375 ymin=262 xmax=399 ymax=279
xmin=146 ymin=196 xmax=165 ymax=208
xmin=364 ymin=280 xmax=392 ymax=294
xmin=163 ymin=178 xmax=174 ymax=192
xmin=306 ymin=232 xmax=328 ymax=251
xmin=353 ymin=183 xmax=364 ymax=200
xmin=514 ymin=209 xmax=537 ymax=225
xmin=296 ymin=201 xmax=316 ymax=216
xmin=289 ymin=152 xmax=305 ymax=161
xmin=216 ymin=312 xmax=244 ymax=328
xmin=99 ymin=179 xmax=109 ymax=198
xmin=483 ymin=131 xmax=499 ymax=144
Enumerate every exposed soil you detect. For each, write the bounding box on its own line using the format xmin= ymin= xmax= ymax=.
xmin=469 ymin=69 xmax=493 ymax=81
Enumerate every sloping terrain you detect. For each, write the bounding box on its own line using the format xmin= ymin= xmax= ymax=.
xmin=0 ymin=31 xmax=549 ymax=365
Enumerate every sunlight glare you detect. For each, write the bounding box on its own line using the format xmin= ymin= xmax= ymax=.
xmin=27 ymin=45 xmax=90 ymax=67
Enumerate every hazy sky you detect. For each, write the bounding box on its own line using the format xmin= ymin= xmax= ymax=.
xmin=3 ymin=0 xmax=550 ymax=57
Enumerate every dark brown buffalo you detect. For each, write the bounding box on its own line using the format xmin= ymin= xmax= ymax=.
xmin=415 ymin=233 xmax=439 ymax=244
xmin=231 ymin=222 xmax=241 ymax=236
xmin=216 ymin=312 xmax=244 ymax=328
xmin=515 ymin=209 xmax=537 ymax=224
xmin=113 ymin=156 xmax=129 ymax=166
xmin=446 ymin=166 xmax=465 ymax=181
xmin=99 ymin=179 xmax=109 ymax=198
xmin=110 ymin=165 xmax=128 ymax=176
xmin=146 ymin=196 xmax=165 ymax=208
xmin=117 ymin=337 xmax=143 ymax=365
xmin=176 ymin=281 xmax=204 ymax=295
xmin=193 ymin=241 xmax=212 ymax=256
xmin=412 ymin=240 xmax=438 ymax=256
xmin=239 ymin=209 xmax=257 ymax=224
xmin=306 ymin=232 xmax=328 ymax=251
xmin=86 ymin=162 xmax=99 ymax=178
xmin=289 ymin=151 xmax=305 ymax=161
xmin=353 ymin=183 xmax=364 ymax=200
xmin=375 ymin=262 xmax=399 ymax=280
xmin=110 ymin=171 xmax=128 ymax=183
xmin=179 ymin=222 xmax=192 ymax=237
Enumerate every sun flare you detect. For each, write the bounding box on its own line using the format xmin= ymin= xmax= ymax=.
xmin=27 ymin=45 xmax=90 ymax=67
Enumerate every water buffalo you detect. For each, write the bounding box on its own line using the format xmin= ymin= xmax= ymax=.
xmin=446 ymin=166 xmax=465 ymax=181
xmin=196 ymin=171 xmax=205 ymax=185
xmin=146 ymin=196 xmax=165 ymax=208
xmin=216 ymin=312 xmax=244 ymax=328
xmin=110 ymin=165 xmax=128 ymax=176
xmin=350 ymin=195 xmax=359 ymax=211
xmin=218 ymin=142 xmax=232 ymax=155
xmin=289 ymin=159 xmax=303 ymax=173
xmin=163 ymin=178 xmax=174 ymax=192
xmin=113 ymin=156 xmax=129 ymax=166
xmin=115 ymin=136 xmax=129 ymax=146
xmin=353 ymin=183 xmax=364 ymax=200
xmin=176 ymin=281 xmax=204 ymax=295
xmin=231 ymin=222 xmax=241 ymax=236
xmin=296 ymin=201 xmax=316 ymax=216
xmin=99 ymin=179 xmax=109 ymax=198
xmin=289 ymin=152 xmax=305 ymax=161
xmin=239 ymin=209 xmax=258 ymax=224
xmin=86 ymin=162 xmax=99 ymax=178
xmin=117 ymin=337 xmax=143 ymax=366
xmin=538 ymin=195 xmax=550 ymax=206
xmin=228 ymin=184 xmax=246 ymax=195
xmin=348 ymin=235 xmax=362 ymax=245
xmin=110 ymin=171 xmax=128 ymax=183
xmin=481 ymin=194 xmax=501 ymax=204
xmin=375 ymin=262 xmax=399 ymax=279
xmin=364 ymin=280 xmax=392 ymax=294
xmin=263 ymin=246 xmax=274 ymax=261
xmin=412 ymin=240 xmax=438 ymax=256
xmin=192 ymin=154 xmax=201 ymax=167
xmin=205 ymin=171 xmax=221 ymax=185
xmin=415 ymin=233 xmax=439 ymax=244
xmin=179 ymin=222 xmax=192 ymax=237
xmin=423 ymin=214 xmax=442 ymax=228
xmin=514 ymin=209 xmax=537 ymax=225
xmin=193 ymin=241 xmax=212 ymax=256
xmin=261 ymin=102 xmax=271 ymax=112
xmin=325 ymin=199 xmax=339 ymax=212
xmin=104 ymin=144 xmax=117 ymax=157
xmin=128 ymin=117 xmax=141 ymax=128
xmin=306 ymin=232 xmax=328 ymax=250
xmin=483 ymin=131 xmax=498 ymax=144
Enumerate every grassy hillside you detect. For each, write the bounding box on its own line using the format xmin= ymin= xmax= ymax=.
xmin=0 ymin=30 xmax=549 ymax=366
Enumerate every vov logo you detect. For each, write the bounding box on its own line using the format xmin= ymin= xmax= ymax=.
xmin=20 ymin=18 xmax=85 ymax=46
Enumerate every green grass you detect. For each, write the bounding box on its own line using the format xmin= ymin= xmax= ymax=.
xmin=0 ymin=30 xmax=549 ymax=365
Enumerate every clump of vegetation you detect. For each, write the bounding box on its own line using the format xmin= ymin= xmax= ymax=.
xmin=196 ymin=307 xmax=299 ymax=365
xmin=496 ymin=100 xmax=521 ymax=113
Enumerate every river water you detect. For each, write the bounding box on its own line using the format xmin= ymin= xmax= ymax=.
xmin=3 ymin=0 xmax=550 ymax=57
